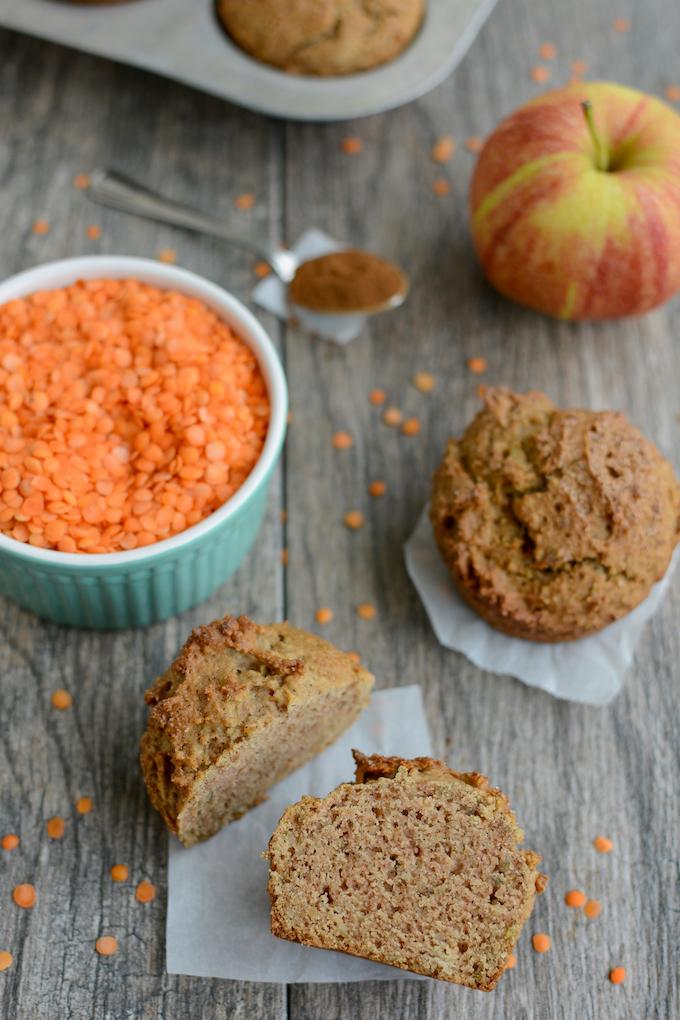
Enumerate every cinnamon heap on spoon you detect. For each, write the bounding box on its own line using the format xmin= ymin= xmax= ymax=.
xmin=289 ymin=250 xmax=407 ymax=313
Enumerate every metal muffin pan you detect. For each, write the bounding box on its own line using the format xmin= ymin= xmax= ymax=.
xmin=0 ymin=0 xmax=497 ymax=121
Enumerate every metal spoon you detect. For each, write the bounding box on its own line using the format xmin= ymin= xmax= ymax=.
xmin=86 ymin=169 xmax=409 ymax=328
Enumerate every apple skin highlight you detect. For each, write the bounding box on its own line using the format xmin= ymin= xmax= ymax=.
xmin=470 ymin=82 xmax=680 ymax=320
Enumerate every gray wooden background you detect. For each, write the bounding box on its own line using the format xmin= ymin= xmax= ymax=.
xmin=1 ymin=0 xmax=679 ymax=1017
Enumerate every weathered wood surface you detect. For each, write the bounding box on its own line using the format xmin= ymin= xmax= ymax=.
xmin=1 ymin=1 xmax=679 ymax=1017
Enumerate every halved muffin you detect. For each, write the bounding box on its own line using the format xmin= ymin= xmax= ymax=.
xmin=141 ymin=615 xmax=373 ymax=846
xmin=267 ymin=751 xmax=545 ymax=989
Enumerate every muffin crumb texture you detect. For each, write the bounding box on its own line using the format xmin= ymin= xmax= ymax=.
xmin=141 ymin=615 xmax=373 ymax=846
xmin=218 ymin=0 xmax=425 ymax=76
xmin=267 ymin=751 xmax=545 ymax=989
xmin=430 ymin=387 xmax=680 ymax=642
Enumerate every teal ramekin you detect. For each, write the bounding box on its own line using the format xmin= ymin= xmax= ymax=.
xmin=0 ymin=256 xmax=288 ymax=629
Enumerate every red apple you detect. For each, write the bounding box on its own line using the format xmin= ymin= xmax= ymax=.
xmin=470 ymin=82 xmax=680 ymax=320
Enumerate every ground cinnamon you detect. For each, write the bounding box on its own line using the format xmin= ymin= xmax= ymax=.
xmin=289 ymin=250 xmax=406 ymax=313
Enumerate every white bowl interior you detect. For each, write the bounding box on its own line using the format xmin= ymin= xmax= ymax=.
xmin=0 ymin=256 xmax=287 ymax=566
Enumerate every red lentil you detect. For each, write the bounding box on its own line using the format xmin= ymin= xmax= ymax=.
xmin=95 ymin=936 xmax=118 ymax=956
xmin=51 ymin=689 xmax=72 ymax=710
xmin=341 ymin=137 xmax=363 ymax=155
xmin=0 ymin=280 xmax=269 ymax=554
xmin=531 ymin=66 xmax=551 ymax=84
xmin=1 ymin=834 xmax=19 ymax=851
xmin=135 ymin=880 xmax=156 ymax=903
xmin=46 ymin=817 xmax=65 ymax=839
xmin=111 ymin=864 xmax=129 ymax=882
xmin=431 ymin=136 xmax=455 ymax=163
xmin=12 ymin=884 xmax=36 ymax=909
xmin=465 ymin=136 xmax=484 ymax=153
xmin=234 ymin=193 xmax=255 ymax=211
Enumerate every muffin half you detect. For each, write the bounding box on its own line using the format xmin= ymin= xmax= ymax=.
xmin=141 ymin=615 xmax=373 ymax=846
xmin=267 ymin=751 xmax=545 ymax=989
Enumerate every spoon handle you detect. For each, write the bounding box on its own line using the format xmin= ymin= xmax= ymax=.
xmin=87 ymin=169 xmax=297 ymax=282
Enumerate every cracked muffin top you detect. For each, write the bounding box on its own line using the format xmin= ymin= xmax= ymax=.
xmin=217 ymin=0 xmax=425 ymax=77
xmin=430 ymin=387 xmax=680 ymax=642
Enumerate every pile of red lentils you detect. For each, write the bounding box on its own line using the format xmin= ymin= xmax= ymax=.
xmin=0 ymin=279 xmax=269 ymax=553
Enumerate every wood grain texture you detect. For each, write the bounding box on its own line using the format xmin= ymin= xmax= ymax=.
xmin=1 ymin=0 xmax=679 ymax=1017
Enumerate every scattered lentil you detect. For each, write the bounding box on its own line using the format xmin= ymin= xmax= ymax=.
xmin=315 ymin=608 xmax=333 ymax=625
xmin=356 ymin=603 xmax=376 ymax=620
xmin=412 ymin=372 xmax=435 ymax=393
xmin=538 ymin=42 xmax=557 ymax=60
xmin=584 ymin=899 xmax=602 ymax=919
xmin=609 ymin=966 xmax=626 ymax=985
xmin=431 ymin=136 xmax=455 ymax=163
xmin=157 ymin=248 xmax=177 ymax=264
xmin=46 ymin=817 xmax=65 ymax=839
xmin=1 ymin=834 xmax=19 ymax=852
xmin=95 ymin=936 xmax=118 ymax=956
xmin=135 ymin=880 xmax=156 ymax=903
xmin=594 ymin=835 xmax=613 ymax=853
xmin=467 ymin=356 xmax=488 ymax=374
xmin=368 ymin=481 xmax=386 ymax=498
xmin=0 ymin=279 xmax=269 ymax=554
xmin=613 ymin=16 xmax=630 ymax=32
xmin=505 ymin=953 xmax=517 ymax=969
xmin=12 ymin=884 xmax=36 ymax=909
xmin=565 ymin=889 xmax=586 ymax=908
xmin=253 ymin=261 xmax=271 ymax=278
xmin=76 ymin=797 xmax=93 ymax=815
xmin=532 ymin=933 xmax=551 ymax=953
xmin=86 ymin=225 xmax=102 ymax=240
xmin=382 ymin=407 xmax=403 ymax=428
xmin=570 ymin=59 xmax=588 ymax=75
xmin=51 ymin=689 xmax=72 ymax=710
xmin=111 ymin=864 xmax=129 ymax=882
xmin=332 ymin=431 xmax=353 ymax=450
xmin=344 ymin=510 xmax=364 ymax=530
xmin=0 ymin=951 xmax=13 ymax=972
xmin=531 ymin=66 xmax=551 ymax=84
xmin=665 ymin=85 xmax=680 ymax=102
xmin=32 ymin=220 xmax=50 ymax=236
xmin=401 ymin=417 xmax=421 ymax=436
xmin=465 ymin=136 xmax=484 ymax=153
xmin=234 ymin=193 xmax=255 ymax=211
xmin=73 ymin=174 xmax=91 ymax=190
xmin=369 ymin=389 xmax=386 ymax=405
xmin=432 ymin=178 xmax=451 ymax=196
xmin=341 ymin=136 xmax=363 ymax=155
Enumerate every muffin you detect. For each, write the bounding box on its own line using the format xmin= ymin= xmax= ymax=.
xmin=430 ymin=387 xmax=680 ymax=642
xmin=141 ymin=615 xmax=373 ymax=846
xmin=267 ymin=751 xmax=546 ymax=989
xmin=217 ymin=0 xmax=425 ymax=77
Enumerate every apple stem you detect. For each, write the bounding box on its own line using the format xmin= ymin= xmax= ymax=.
xmin=581 ymin=100 xmax=609 ymax=172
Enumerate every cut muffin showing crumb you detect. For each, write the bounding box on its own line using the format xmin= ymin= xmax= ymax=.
xmin=141 ymin=615 xmax=373 ymax=847
xmin=267 ymin=751 xmax=545 ymax=989
xmin=430 ymin=387 xmax=680 ymax=642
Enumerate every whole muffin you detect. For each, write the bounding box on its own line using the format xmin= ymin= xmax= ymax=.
xmin=430 ymin=388 xmax=680 ymax=642
xmin=217 ymin=0 xmax=425 ymax=77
